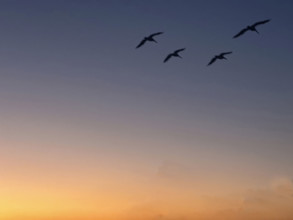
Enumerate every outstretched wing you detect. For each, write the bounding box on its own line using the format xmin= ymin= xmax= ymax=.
xmin=233 ymin=28 xmax=248 ymax=38
xmin=220 ymin=51 xmax=232 ymax=56
xmin=164 ymin=54 xmax=172 ymax=63
xmin=252 ymin=19 xmax=271 ymax=27
xmin=136 ymin=38 xmax=147 ymax=49
xmin=149 ymin=32 xmax=164 ymax=38
xmin=175 ymin=48 xmax=185 ymax=53
xmin=207 ymin=57 xmax=217 ymax=66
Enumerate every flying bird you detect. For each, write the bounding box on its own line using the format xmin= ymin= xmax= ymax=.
xmin=163 ymin=48 xmax=185 ymax=63
xmin=233 ymin=19 xmax=271 ymax=38
xmin=207 ymin=52 xmax=232 ymax=66
xmin=136 ymin=32 xmax=164 ymax=48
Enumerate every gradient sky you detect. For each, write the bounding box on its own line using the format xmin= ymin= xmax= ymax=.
xmin=1 ymin=0 xmax=293 ymax=219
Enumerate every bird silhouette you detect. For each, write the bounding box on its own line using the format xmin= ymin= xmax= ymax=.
xmin=207 ymin=52 xmax=232 ymax=66
xmin=136 ymin=32 xmax=164 ymax=48
xmin=233 ymin=19 xmax=270 ymax=38
xmin=164 ymin=48 xmax=185 ymax=63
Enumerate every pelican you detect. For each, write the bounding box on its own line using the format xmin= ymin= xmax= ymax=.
xmin=163 ymin=48 xmax=185 ymax=63
xmin=207 ymin=52 xmax=232 ymax=66
xmin=233 ymin=19 xmax=271 ymax=38
xmin=136 ymin=32 xmax=164 ymax=48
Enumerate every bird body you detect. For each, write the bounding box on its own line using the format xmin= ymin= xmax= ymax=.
xmin=233 ymin=19 xmax=270 ymax=38
xmin=207 ymin=52 xmax=232 ymax=66
xmin=164 ymin=48 xmax=185 ymax=63
xmin=136 ymin=32 xmax=164 ymax=48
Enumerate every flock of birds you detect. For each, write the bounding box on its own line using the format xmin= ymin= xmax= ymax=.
xmin=135 ymin=19 xmax=271 ymax=66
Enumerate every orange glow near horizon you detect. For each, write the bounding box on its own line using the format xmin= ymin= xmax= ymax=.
xmin=1 ymin=135 xmax=293 ymax=220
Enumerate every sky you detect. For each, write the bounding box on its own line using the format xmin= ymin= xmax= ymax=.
xmin=0 ymin=0 xmax=293 ymax=219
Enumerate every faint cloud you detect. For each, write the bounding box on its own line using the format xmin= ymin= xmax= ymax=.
xmin=271 ymin=177 xmax=293 ymax=196
xmin=156 ymin=160 xmax=191 ymax=180
xmin=238 ymin=177 xmax=293 ymax=219
xmin=121 ymin=176 xmax=293 ymax=220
